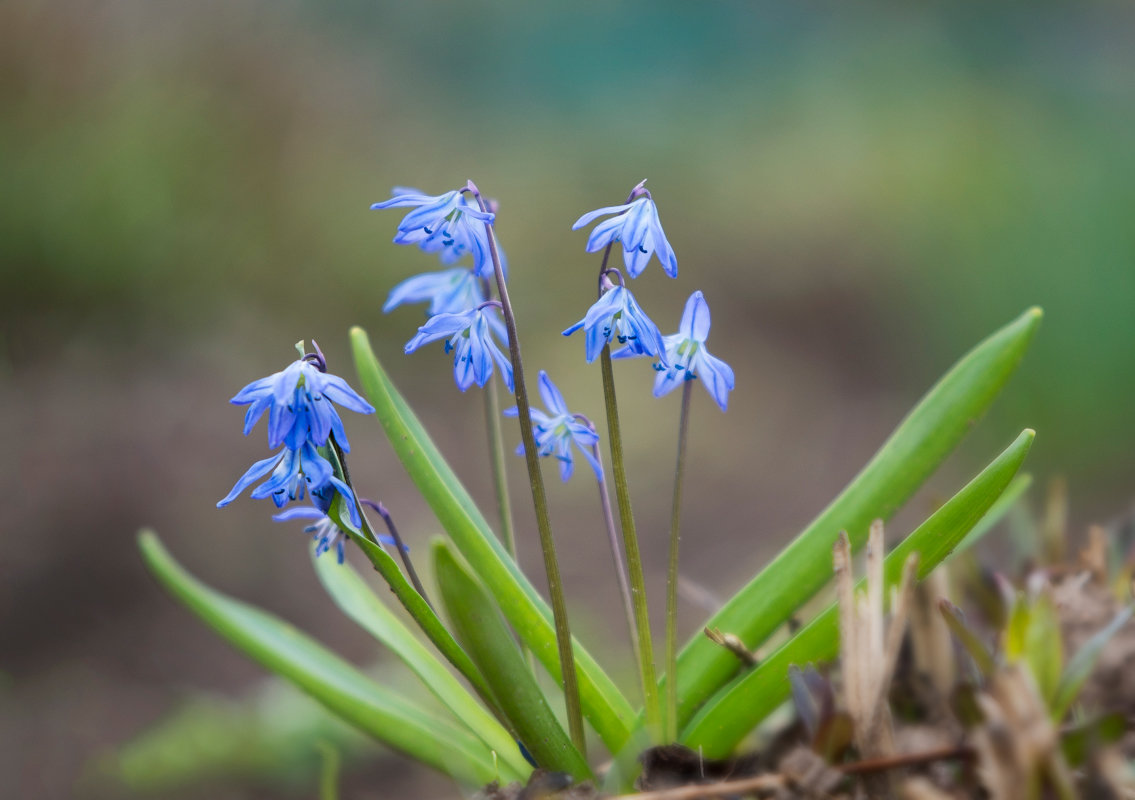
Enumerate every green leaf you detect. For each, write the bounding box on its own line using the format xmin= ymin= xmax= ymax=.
xmin=950 ymin=473 xmax=1032 ymax=559
xmin=138 ymin=531 xmax=504 ymax=786
xmin=666 ymin=307 xmax=1041 ymax=729
xmin=678 ymin=428 xmax=1035 ymax=758
xmin=433 ymin=541 xmax=592 ymax=780
xmin=105 ymin=679 xmax=369 ymax=793
xmin=1051 ymin=604 xmax=1135 ymax=720
xmin=312 ymin=550 xmax=531 ymax=780
xmin=321 ymin=450 xmax=497 ymax=711
xmin=350 ymin=327 xmax=634 ymax=753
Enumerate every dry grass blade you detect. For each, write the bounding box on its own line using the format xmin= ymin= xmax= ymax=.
xmin=835 ymin=522 xmax=919 ymax=763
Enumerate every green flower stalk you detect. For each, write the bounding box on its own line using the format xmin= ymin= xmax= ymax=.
xmin=467 ymin=180 xmax=587 ymax=754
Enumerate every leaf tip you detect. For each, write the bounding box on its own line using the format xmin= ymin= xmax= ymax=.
xmin=136 ymin=528 xmax=161 ymax=555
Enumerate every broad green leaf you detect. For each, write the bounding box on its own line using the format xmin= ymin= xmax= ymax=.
xmin=138 ymin=531 xmax=504 ymax=786
xmin=950 ymin=473 xmax=1032 ymax=558
xmin=433 ymin=541 xmax=591 ymax=780
xmin=667 ymin=307 xmax=1041 ymax=728
xmin=1051 ymin=605 xmax=1135 ymax=720
xmin=312 ymin=548 xmax=531 ymax=780
xmin=350 ymin=327 xmax=634 ymax=753
xmin=678 ymin=428 xmax=1034 ymax=759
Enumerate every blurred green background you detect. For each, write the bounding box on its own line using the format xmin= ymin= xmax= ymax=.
xmin=3 ymin=2 xmax=1133 ymax=798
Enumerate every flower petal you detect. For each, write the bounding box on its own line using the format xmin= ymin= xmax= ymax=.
xmin=571 ymin=202 xmax=634 ymax=231
xmin=217 ymin=452 xmax=283 ymax=507
xmin=272 ymin=506 xmax=326 ymax=522
xmin=696 ymin=350 xmax=735 ymax=412
xmin=537 ymin=371 xmax=569 ymax=416
xmin=584 ymin=213 xmax=627 ymax=253
xmin=649 ymin=203 xmax=678 ymax=278
xmin=652 ymin=366 xmax=684 ymax=399
xmin=680 ymin=290 xmax=711 ymax=341
xmin=384 ymin=270 xmax=463 ymax=313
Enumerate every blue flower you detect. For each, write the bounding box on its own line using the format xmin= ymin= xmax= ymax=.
xmin=383 ymin=267 xmax=485 ymax=316
xmin=274 ymin=506 xmax=351 ymax=563
xmin=273 ymin=506 xmax=400 ymax=564
xmin=217 ymin=441 xmax=361 ymax=526
xmin=231 ymin=358 xmax=374 ymax=452
xmin=405 ymin=305 xmax=514 ymax=392
xmin=572 ymin=185 xmax=677 ymax=279
xmin=371 ymin=187 xmax=503 ymax=279
xmin=647 ymin=290 xmax=735 ymax=411
xmin=562 ymin=285 xmax=667 ymax=364
xmin=504 ymin=371 xmax=602 ymax=482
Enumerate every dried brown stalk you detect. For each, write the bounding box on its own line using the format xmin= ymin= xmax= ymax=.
xmin=834 ymin=522 xmax=919 ymax=762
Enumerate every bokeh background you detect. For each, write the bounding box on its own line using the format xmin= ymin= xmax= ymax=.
xmin=3 ymin=1 xmax=1134 ymax=798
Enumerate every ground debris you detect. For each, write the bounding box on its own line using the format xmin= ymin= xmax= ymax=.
xmin=474 ymin=770 xmax=599 ymax=800
xmin=476 ymin=511 xmax=1135 ymax=800
xmin=636 ymin=743 xmax=764 ymax=791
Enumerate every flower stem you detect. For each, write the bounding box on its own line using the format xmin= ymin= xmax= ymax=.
xmin=468 ymin=181 xmax=587 ymax=754
xmin=360 ymin=498 xmax=432 ymax=608
xmin=599 ymin=343 xmax=662 ymax=738
xmin=483 ymin=377 xmax=518 ymax=559
xmin=588 ymin=440 xmax=641 ymax=676
xmin=665 ymin=379 xmax=693 ymax=741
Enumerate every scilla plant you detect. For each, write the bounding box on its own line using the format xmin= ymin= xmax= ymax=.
xmin=138 ymin=178 xmax=1041 ymax=794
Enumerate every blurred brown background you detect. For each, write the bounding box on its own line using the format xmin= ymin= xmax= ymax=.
xmin=3 ymin=1 xmax=1134 ymax=798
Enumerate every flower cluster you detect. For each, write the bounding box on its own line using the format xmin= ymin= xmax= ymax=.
xmin=371 ymin=187 xmax=504 ymax=279
xmin=570 ymin=183 xmax=734 ymax=412
xmin=373 ymin=187 xmax=513 ymax=393
xmin=217 ymin=350 xmax=374 ymax=527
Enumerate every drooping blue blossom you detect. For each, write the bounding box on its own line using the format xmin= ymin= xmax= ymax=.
xmin=370 ymin=187 xmax=504 ymax=279
xmin=562 ymin=284 xmax=667 ymax=364
xmin=273 ymin=506 xmax=400 ymax=565
xmin=405 ymin=304 xmax=514 ymax=392
xmin=572 ymin=182 xmax=677 ymax=279
xmin=503 ymin=371 xmax=603 ymax=482
xmin=230 ymin=358 xmax=374 ymax=452
xmin=274 ymin=506 xmax=351 ymax=563
xmin=633 ymin=290 xmax=735 ymax=411
xmin=383 ymin=267 xmax=485 ymax=316
xmin=217 ymin=441 xmax=361 ymax=526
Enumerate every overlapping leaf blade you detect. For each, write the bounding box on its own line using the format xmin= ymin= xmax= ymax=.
xmin=679 ymin=428 xmax=1035 ymax=757
xmin=138 ymin=531 xmax=504 ymax=786
xmin=666 ymin=307 xmax=1042 ymax=728
xmin=434 ymin=541 xmax=591 ymax=779
xmin=350 ymin=327 xmax=634 ymax=753
xmin=312 ymin=550 xmax=530 ymax=780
